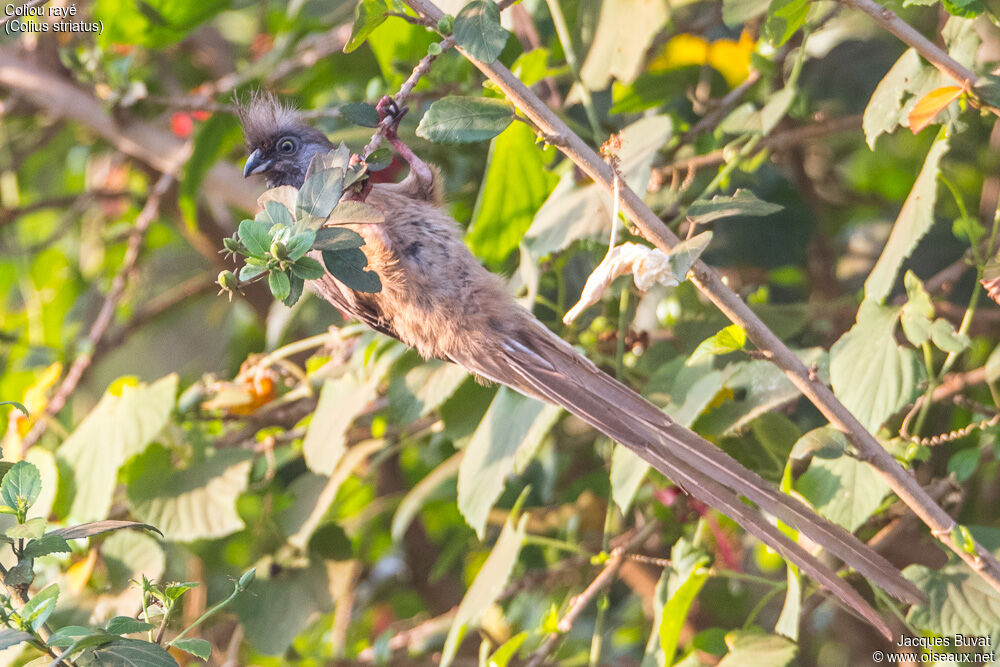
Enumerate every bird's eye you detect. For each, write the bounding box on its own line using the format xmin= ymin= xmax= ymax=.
xmin=277 ymin=137 xmax=298 ymax=154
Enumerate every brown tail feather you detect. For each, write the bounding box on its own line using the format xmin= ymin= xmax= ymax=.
xmin=448 ymin=322 xmax=923 ymax=638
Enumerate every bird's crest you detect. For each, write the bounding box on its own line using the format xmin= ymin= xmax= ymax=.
xmin=235 ymin=91 xmax=302 ymax=148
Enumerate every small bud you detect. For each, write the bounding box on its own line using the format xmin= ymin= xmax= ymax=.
xmin=437 ymin=14 xmax=453 ymax=34
xmin=223 ymin=236 xmax=246 ymax=256
xmin=238 ymin=568 xmax=256 ymax=590
xmin=427 ymin=41 xmax=442 ymax=56
xmin=217 ymin=270 xmax=238 ymax=302
xmin=270 ymin=241 xmax=287 ymax=260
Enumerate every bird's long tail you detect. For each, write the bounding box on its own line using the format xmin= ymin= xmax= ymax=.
xmin=448 ymin=319 xmax=923 ymax=639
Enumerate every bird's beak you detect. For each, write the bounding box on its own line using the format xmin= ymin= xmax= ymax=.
xmin=243 ymin=149 xmax=272 ymax=178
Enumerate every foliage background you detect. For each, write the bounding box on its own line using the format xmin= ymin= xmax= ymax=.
xmin=1 ymin=0 xmax=1000 ymax=664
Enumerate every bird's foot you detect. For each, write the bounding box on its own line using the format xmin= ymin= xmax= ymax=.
xmin=375 ymin=96 xmax=434 ymax=197
xmin=376 ymin=95 xmax=408 ymax=139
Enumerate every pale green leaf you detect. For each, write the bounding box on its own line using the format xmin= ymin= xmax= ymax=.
xmin=830 ymin=303 xmax=921 ymax=433
xmin=128 ymin=449 xmax=252 ymax=541
xmin=905 ymin=561 xmax=1000 ymax=637
xmin=238 ymin=219 xmax=271 ymax=256
xmin=330 ymin=200 xmax=386 ymax=225
xmin=171 ymin=637 xmax=212 ymax=660
xmin=686 ymin=190 xmax=783 ymax=226
xmin=863 ymin=49 xmax=924 ymax=148
xmin=313 ymin=227 xmax=366 ymax=251
xmin=234 ymin=564 xmax=333 ymax=656
xmin=58 ymin=375 xmax=177 ymax=523
xmin=865 ymin=136 xmax=949 ymax=303
xmin=579 ymin=0 xmax=668 ymax=88
xmin=92 ymin=639 xmax=178 ymax=666
xmin=900 ymin=270 xmax=935 ymax=346
xmin=101 ymin=530 xmax=165 ymax=591
xmin=457 ymin=388 xmax=560 ymax=537
xmin=610 ymin=445 xmax=648 ymax=515
xmin=797 ymin=453 xmax=891 ymax=532
xmin=22 ymin=584 xmax=58 ymax=632
xmin=440 ymin=516 xmax=527 ymax=667
xmin=0 ymin=461 xmax=41 ymax=513
xmin=717 ymin=631 xmax=797 ymax=666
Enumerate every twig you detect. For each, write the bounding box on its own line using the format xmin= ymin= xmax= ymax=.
xmin=525 ymin=522 xmax=658 ymax=667
xmin=0 ymin=190 xmax=132 ymax=228
xmin=401 ymin=0 xmax=1000 ymax=598
xmin=19 ymin=173 xmax=175 ymax=453
xmin=0 ymin=0 xmax=50 ymax=27
xmin=661 ymin=114 xmax=861 ymax=178
xmin=836 ymin=0 xmax=981 ymax=96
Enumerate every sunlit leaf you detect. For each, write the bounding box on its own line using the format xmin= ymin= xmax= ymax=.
xmin=797 ymin=452 xmax=890 ymax=532
xmin=453 ymin=0 xmax=509 ymax=63
xmin=908 ymin=85 xmax=964 ymax=133
xmin=686 ymin=190 xmax=783 ymax=226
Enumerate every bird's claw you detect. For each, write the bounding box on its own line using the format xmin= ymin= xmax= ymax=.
xmin=376 ymin=96 xmax=408 ymax=139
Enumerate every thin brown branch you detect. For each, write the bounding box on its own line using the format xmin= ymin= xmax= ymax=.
xmin=402 ymin=0 xmax=1000 ymax=598
xmin=525 ymin=522 xmax=658 ymax=667
xmin=0 ymin=189 xmax=132 ymax=228
xmin=836 ymin=0 xmax=980 ymax=94
xmin=20 ymin=173 xmax=175 ymax=453
xmin=662 ymin=114 xmax=861 ymax=178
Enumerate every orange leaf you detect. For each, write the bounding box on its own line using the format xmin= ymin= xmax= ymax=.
xmin=908 ymin=86 xmax=964 ymax=134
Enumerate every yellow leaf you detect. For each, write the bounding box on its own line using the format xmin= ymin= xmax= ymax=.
xmin=649 ymin=33 xmax=709 ymax=71
xmin=908 ymin=86 xmax=964 ymax=134
xmin=66 ymin=549 xmax=99 ymax=595
xmin=707 ymin=31 xmax=755 ymax=87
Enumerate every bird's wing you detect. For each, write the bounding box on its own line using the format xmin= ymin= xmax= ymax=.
xmin=447 ymin=320 xmax=923 ymax=639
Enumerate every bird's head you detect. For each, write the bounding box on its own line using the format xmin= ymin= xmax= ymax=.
xmin=237 ymin=92 xmax=334 ymax=188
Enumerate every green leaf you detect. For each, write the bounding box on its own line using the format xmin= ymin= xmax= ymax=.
xmin=238 ymin=219 xmax=272 ymax=257
xmin=453 ymin=0 xmax=510 ymax=63
xmin=0 ymin=401 xmax=27 ymax=416
xmin=416 ymin=97 xmax=514 ymax=144
xmin=366 ymin=147 xmax=393 ymax=171
xmin=302 ymin=348 xmax=401 ymax=475
xmin=947 ymin=447 xmax=980 ymax=483
xmin=7 ymin=517 xmax=46 ymax=539
xmin=863 ymin=49 xmax=931 ymax=148
xmin=0 ymin=628 xmax=33 ymax=651
xmin=268 ymin=270 xmax=291 ymax=301
xmin=290 ymin=256 xmax=326 ymax=281
xmin=234 ymin=564 xmax=333 ymax=656
xmin=47 ymin=626 xmax=97 ymax=648
xmin=900 ymin=270 xmax=935 ymax=346
xmin=345 ymin=0 xmax=390 ymax=53
xmin=789 ymin=425 xmax=848 ymax=461
xmin=330 ymin=200 xmax=386 ymax=225
xmin=239 ymin=262 xmax=267 ymax=282
xmin=339 ymin=102 xmax=380 ymax=127
xmin=314 ymin=227 xmax=366 ymax=251
xmin=930 ymin=318 xmax=970 ymax=354
xmin=905 ymin=561 xmax=1000 ymax=637
xmin=458 ymin=388 xmax=561 ymax=537
xmin=23 ymin=533 xmax=70 ymax=558
xmin=322 ymin=249 xmax=382 ymax=293
xmin=797 ymin=452 xmax=891 ymax=532
xmin=830 ymin=302 xmax=921 ymax=433
xmin=92 ymin=638 xmax=179 ymax=666
xmin=466 ymin=122 xmax=558 ymax=266
xmin=101 ymin=530 xmax=165 ymax=591
xmin=762 ymin=0 xmax=810 ymax=46
xmin=296 ymin=167 xmax=345 ymax=224
xmin=127 ymin=448 xmax=252 ymax=541
xmin=440 ymin=515 xmax=527 ymax=667
xmin=285 ymin=231 xmax=316 ymax=261
xmin=689 ymin=325 xmax=746 ymax=363
xmin=658 ymin=542 xmax=710 ymax=666
xmin=5 ymin=559 xmax=32 ymax=587
xmin=282 ymin=275 xmax=303 ymax=306
xmin=865 ymin=136 xmax=949 ymax=303
xmin=610 ymin=445 xmax=648 ymax=515
xmin=488 ymin=632 xmax=528 ymax=667
xmin=668 ymin=231 xmax=713 ymax=282
xmin=1 ymin=461 xmax=41 ymax=513
xmin=50 ymin=519 xmax=161 ymax=541
xmin=171 ymin=637 xmax=212 ymax=660
xmin=686 ymin=190 xmax=783 ymax=226
xmin=717 ymin=631 xmax=797 ymax=666
xmin=105 ymin=616 xmax=156 ymax=635
xmin=161 ymin=582 xmax=198 ymax=602
xmin=21 ymin=583 xmax=58 ymax=632
xmin=308 ymin=522 xmax=353 ymax=560
xmin=579 ymin=0 xmax=668 ymax=89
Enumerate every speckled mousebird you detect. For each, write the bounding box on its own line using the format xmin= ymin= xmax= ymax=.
xmin=238 ymin=92 xmax=922 ymax=637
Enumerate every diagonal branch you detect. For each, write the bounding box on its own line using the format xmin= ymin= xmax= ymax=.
xmin=19 ymin=172 xmax=175 ymax=453
xmin=400 ymin=0 xmax=1000 ymax=596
